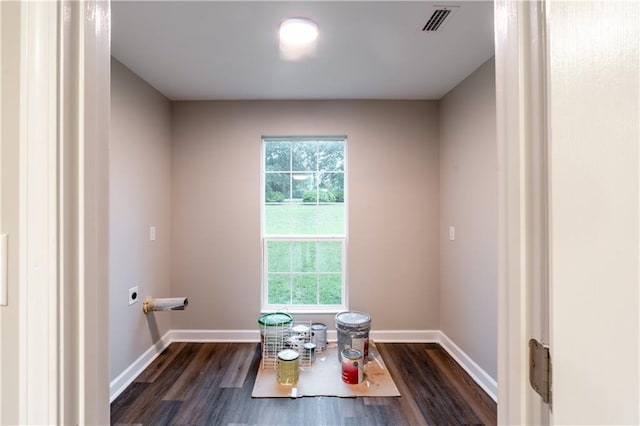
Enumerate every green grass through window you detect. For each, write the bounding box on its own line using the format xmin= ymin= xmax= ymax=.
xmin=265 ymin=203 xmax=344 ymax=235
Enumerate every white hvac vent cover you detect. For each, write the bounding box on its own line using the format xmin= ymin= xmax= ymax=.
xmin=422 ymin=6 xmax=460 ymax=32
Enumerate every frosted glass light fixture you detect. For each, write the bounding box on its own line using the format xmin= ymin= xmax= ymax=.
xmin=279 ymin=17 xmax=318 ymax=61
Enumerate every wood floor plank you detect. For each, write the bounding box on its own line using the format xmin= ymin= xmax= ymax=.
xmin=169 ymin=343 xmax=240 ymax=424
xmin=110 ymin=382 xmax=148 ymax=424
xmin=161 ymin=343 xmax=218 ymax=401
xmin=363 ymin=396 xmax=391 ymax=405
xmin=112 ymin=343 xmax=201 ymax=424
xmin=143 ymin=400 xmax=182 ymax=425
xmin=134 ymin=342 xmax=186 ymax=383
xmin=111 ymin=342 xmax=497 ymax=425
xmin=426 ymin=347 xmax=497 ymax=426
xmin=220 ymin=342 xmax=255 ymax=388
xmin=376 ymin=343 xmax=429 ymax=426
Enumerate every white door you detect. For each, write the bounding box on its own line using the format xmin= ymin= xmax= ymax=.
xmin=497 ymin=1 xmax=639 ymax=424
xmin=547 ymin=1 xmax=639 ymax=424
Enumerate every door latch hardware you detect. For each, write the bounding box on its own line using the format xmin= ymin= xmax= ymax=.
xmin=529 ymin=338 xmax=551 ymax=405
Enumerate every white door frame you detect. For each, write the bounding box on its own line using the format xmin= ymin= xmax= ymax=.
xmin=14 ymin=0 xmax=552 ymax=423
xmin=16 ymin=1 xmax=110 ymax=424
xmin=19 ymin=1 xmax=59 ymax=422
xmin=495 ymin=0 xmax=550 ymax=424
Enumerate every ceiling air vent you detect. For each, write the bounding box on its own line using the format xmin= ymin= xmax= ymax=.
xmin=422 ymin=6 xmax=459 ymax=32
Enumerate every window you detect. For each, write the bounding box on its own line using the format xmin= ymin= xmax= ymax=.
xmin=262 ymin=138 xmax=347 ymax=312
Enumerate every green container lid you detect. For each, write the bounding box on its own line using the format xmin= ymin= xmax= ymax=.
xmin=258 ymin=312 xmax=293 ymax=327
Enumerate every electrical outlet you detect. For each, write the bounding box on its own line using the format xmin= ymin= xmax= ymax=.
xmin=129 ymin=286 xmax=139 ymax=305
xmin=449 ymin=226 xmax=455 ymax=241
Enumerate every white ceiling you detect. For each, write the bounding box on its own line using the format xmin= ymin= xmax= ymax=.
xmin=111 ymin=1 xmax=494 ymax=101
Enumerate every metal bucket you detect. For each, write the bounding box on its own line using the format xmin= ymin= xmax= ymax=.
xmin=303 ymin=342 xmax=316 ymax=362
xmin=310 ymin=323 xmax=327 ymax=351
xmin=335 ymin=311 xmax=371 ymax=364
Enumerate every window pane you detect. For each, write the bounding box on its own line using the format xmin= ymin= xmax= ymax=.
xmin=317 ymin=242 xmax=342 ymax=272
xmin=267 ymin=241 xmax=290 ymax=272
xmin=289 ymin=204 xmax=319 ymax=234
xmin=319 ymin=275 xmax=342 ymax=304
xmin=319 ymin=172 xmax=344 ymax=203
xmin=292 ymin=275 xmax=317 ymax=304
xmin=292 ymin=241 xmax=317 ymax=272
xmin=318 ymin=140 xmax=344 ymax=171
xmin=263 ymin=138 xmax=346 ymax=310
xmin=292 ymin=173 xmax=315 ymax=200
xmin=266 ymin=203 xmax=345 ymax=235
xmin=264 ymin=204 xmax=291 ymax=234
xmin=316 ymin=204 xmax=345 ymax=234
xmin=268 ymin=274 xmax=291 ymax=304
xmin=292 ymin=141 xmax=317 ymax=171
xmin=265 ymin=141 xmax=290 ymax=171
xmin=265 ymin=173 xmax=290 ymax=203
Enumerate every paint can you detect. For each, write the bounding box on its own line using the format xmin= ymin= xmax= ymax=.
xmin=310 ymin=323 xmax=327 ymax=351
xmin=303 ymin=342 xmax=316 ymax=362
xmin=335 ymin=311 xmax=371 ymax=364
xmin=258 ymin=312 xmax=293 ymax=354
xmin=277 ymin=349 xmax=299 ymax=385
xmin=291 ymin=324 xmax=310 ymax=340
xmin=341 ymin=348 xmax=363 ymax=384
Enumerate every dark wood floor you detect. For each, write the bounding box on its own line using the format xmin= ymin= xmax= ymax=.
xmin=111 ymin=342 xmax=496 ymax=425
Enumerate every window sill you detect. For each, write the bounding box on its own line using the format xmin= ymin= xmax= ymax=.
xmin=261 ymin=306 xmax=347 ymax=315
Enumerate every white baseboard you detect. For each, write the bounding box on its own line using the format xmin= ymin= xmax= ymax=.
xmin=438 ymin=331 xmax=498 ymax=402
xmin=171 ymin=329 xmax=261 ymax=342
xmin=371 ymin=329 xmax=440 ymax=343
xmin=109 ymin=328 xmax=497 ymax=403
xmin=109 ymin=330 xmax=172 ymax=403
xmin=168 ymin=329 xmax=438 ymax=343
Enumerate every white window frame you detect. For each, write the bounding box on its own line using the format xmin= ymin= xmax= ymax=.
xmin=261 ymin=136 xmax=348 ymax=313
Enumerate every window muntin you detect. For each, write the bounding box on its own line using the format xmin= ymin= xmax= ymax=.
xmin=262 ymin=138 xmax=346 ymax=311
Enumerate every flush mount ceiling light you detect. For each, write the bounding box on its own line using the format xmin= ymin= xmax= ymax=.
xmin=279 ymin=18 xmax=318 ymax=45
xmin=279 ymin=17 xmax=318 ymax=61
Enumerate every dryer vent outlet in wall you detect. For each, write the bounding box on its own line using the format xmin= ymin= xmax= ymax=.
xmin=422 ymin=6 xmax=459 ymax=32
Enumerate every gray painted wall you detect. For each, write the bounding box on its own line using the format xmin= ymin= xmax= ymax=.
xmin=109 ymin=58 xmax=173 ymax=381
xmin=438 ymin=58 xmax=497 ymax=380
xmin=170 ymin=101 xmax=440 ymax=331
xmin=109 ymin=62 xmax=499 ymax=384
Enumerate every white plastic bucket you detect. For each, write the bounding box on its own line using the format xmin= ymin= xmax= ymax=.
xmin=335 ymin=311 xmax=371 ymax=364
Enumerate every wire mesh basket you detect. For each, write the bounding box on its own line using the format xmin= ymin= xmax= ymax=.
xmin=261 ymin=320 xmax=313 ymax=369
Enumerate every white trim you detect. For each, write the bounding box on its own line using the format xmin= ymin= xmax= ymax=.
xmin=495 ymin=0 xmax=551 ymax=423
xmin=19 ymin=2 xmax=59 ymax=423
xmin=171 ymin=329 xmax=262 ymax=342
xmin=56 ymin=2 xmax=111 ymax=423
xmin=370 ymin=329 xmax=440 ymax=343
xmin=438 ymin=332 xmax=498 ymax=402
xmin=109 ymin=331 xmax=172 ymax=403
xmin=171 ymin=329 xmax=442 ymax=344
xmin=261 ymin=138 xmax=348 ymax=313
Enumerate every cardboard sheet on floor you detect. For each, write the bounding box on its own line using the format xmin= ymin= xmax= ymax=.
xmin=251 ymin=342 xmax=401 ymax=398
